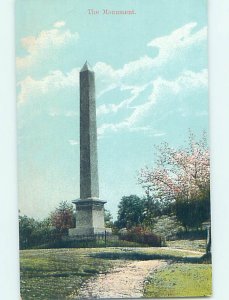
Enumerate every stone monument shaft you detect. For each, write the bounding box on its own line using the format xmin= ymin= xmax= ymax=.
xmin=80 ymin=62 xmax=99 ymax=199
xmin=69 ymin=61 xmax=106 ymax=236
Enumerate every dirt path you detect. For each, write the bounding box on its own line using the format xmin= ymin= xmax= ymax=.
xmin=75 ymin=260 xmax=167 ymax=299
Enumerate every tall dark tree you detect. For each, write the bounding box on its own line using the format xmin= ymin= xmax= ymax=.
xmin=116 ymin=195 xmax=145 ymax=229
xmin=175 ymin=190 xmax=210 ymax=231
xmin=142 ymin=194 xmax=173 ymax=228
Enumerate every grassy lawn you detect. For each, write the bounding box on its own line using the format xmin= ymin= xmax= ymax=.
xmin=144 ymin=262 xmax=212 ymax=297
xmin=20 ymin=246 xmax=210 ymax=299
xmin=20 ymin=248 xmax=117 ymax=299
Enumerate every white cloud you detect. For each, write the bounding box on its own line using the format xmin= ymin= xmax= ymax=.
xmin=17 ymin=22 xmax=207 ymax=107
xmin=118 ymin=56 xmax=154 ymax=78
xmin=16 ymin=26 xmax=79 ymax=69
xmin=54 ymin=21 xmax=66 ymax=28
xmin=68 ymin=139 xmax=79 ymax=146
xmin=96 ymin=84 xmax=148 ymax=116
xmin=126 ymin=68 xmax=208 ymax=126
xmin=18 ymin=68 xmax=79 ymax=104
xmin=177 ymin=69 xmax=208 ymax=88
xmin=94 ymin=22 xmax=207 ymax=97
xmin=147 ymin=22 xmax=207 ymax=65
xmin=98 ymin=69 xmax=208 ymax=136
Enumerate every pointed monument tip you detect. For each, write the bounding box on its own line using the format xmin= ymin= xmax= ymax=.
xmin=81 ymin=61 xmax=94 ymax=72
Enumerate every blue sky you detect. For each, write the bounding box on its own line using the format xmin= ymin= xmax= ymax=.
xmin=16 ymin=0 xmax=208 ymax=220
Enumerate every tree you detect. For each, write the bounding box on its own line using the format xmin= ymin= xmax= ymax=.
xmin=104 ymin=209 xmax=113 ymax=228
xmin=50 ymin=201 xmax=75 ymax=235
xmin=19 ymin=215 xmax=37 ymax=248
xmin=142 ymin=195 xmax=173 ymax=228
xmin=151 ymin=215 xmax=183 ymax=240
xmin=19 ymin=215 xmax=53 ymax=249
xmin=116 ymin=195 xmax=145 ymax=229
xmin=138 ymin=131 xmax=210 ymax=230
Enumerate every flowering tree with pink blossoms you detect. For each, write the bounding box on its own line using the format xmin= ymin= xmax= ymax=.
xmin=138 ymin=131 xmax=210 ymax=230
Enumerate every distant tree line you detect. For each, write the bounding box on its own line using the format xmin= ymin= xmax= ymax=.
xmin=19 ymin=201 xmax=113 ymax=249
xmin=19 ymin=201 xmax=73 ymax=249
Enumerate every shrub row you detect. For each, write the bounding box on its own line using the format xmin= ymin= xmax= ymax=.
xmin=119 ymin=227 xmax=161 ymax=246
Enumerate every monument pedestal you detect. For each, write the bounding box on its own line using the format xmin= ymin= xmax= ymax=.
xmin=69 ymin=198 xmax=106 ymax=236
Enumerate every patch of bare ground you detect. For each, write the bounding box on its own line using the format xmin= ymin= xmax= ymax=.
xmin=74 ymin=260 xmax=167 ymax=299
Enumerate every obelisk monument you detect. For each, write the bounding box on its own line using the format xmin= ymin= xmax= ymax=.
xmin=69 ymin=62 xmax=106 ymax=236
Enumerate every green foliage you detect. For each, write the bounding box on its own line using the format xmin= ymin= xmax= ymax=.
xmin=119 ymin=226 xmax=161 ymax=246
xmin=142 ymin=196 xmax=172 ymax=227
xmin=19 ymin=215 xmax=35 ymax=248
xmin=116 ymin=195 xmax=145 ymax=229
xmin=175 ymin=193 xmax=210 ymax=230
xmin=19 ymin=215 xmax=53 ymax=249
xmin=104 ymin=209 xmax=113 ymax=228
xmin=115 ymin=191 xmax=210 ymax=240
xmin=19 ymin=201 xmax=75 ymax=249
xmin=115 ymin=194 xmax=183 ymax=240
xmin=175 ymin=229 xmax=207 ymax=240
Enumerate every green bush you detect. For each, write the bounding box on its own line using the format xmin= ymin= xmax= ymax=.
xmin=119 ymin=226 xmax=161 ymax=246
xmin=175 ymin=229 xmax=207 ymax=240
